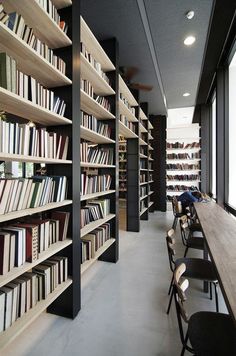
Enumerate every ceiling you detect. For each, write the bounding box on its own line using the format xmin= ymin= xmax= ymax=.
xmin=81 ymin=0 xmax=214 ymax=115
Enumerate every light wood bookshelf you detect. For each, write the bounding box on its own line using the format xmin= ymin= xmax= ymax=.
xmin=81 ymin=238 xmax=116 ymax=274
xmin=140 ymin=153 xmax=148 ymax=159
xmin=52 ymin=0 xmax=72 ymax=9
xmin=80 ymin=190 xmax=116 ymax=201
xmin=3 ymin=0 xmax=72 ymax=48
xmin=140 ymin=194 xmax=148 ymax=201
xmin=80 ymin=162 xmax=116 ymax=169
xmin=139 ymin=137 xmax=148 ymax=146
xmin=0 ymin=22 xmax=72 ymax=88
xmin=119 ymin=121 xmax=138 ymax=139
xmin=0 ymin=279 xmax=72 ymax=350
xmin=0 ymin=87 xmax=71 ymax=126
xmin=81 ymin=90 xmax=115 ymax=119
xmin=0 ymin=153 xmax=72 ymax=165
xmin=81 ymin=214 xmax=116 ymax=238
xmin=119 ymin=99 xmax=138 ymax=123
xmin=119 ymin=76 xmax=138 ymax=106
xmin=140 ymin=207 xmax=148 ymax=216
xmin=80 ymin=126 xmax=115 ymax=144
xmin=140 ymin=122 xmax=148 ymax=133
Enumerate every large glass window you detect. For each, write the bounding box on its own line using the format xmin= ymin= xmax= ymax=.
xmin=228 ymin=50 xmax=236 ymax=208
xmin=211 ymin=95 xmax=216 ymax=198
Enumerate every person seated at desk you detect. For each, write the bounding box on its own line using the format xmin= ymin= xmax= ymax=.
xmin=178 ymin=190 xmax=202 ymax=213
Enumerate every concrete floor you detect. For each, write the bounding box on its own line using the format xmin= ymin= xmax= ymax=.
xmin=4 ymin=212 xmax=227 ymax=356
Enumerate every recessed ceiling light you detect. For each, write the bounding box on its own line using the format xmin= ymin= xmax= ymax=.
xmin=185 ymin=10 xmax=195 ymax=20
xmin=183 ymin=93 xmax=190 ymax=97
xmin=184 ymin=36 xmax=196 ymax=46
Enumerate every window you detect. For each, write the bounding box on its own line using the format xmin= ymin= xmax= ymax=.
xmin=228 ymin=50 xmax=236 ymax=209
xmin=211 ymin=95 xmax=216 ymax=198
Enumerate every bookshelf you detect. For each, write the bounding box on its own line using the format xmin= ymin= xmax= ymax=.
xmin=80 ymin=18 xmax=119 ymax=270
xmin=0 ymin=0 xmax=81 ymax=348
xmin=166 ymin=125 xmax=201 ymax=202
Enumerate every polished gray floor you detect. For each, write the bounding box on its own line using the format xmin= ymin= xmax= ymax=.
xmin=5 ymin=212 xmax=227 ymax=356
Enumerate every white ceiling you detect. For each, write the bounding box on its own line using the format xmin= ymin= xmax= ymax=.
xmin=81 ymin=0 xmax=214 ymax=115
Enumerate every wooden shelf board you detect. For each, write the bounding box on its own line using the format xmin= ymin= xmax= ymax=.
xmin=140 ymin=108 xmax=148 ymax=121
xmin=80 ymin=126 xmax=115 ymax=144
xmin=148 ymin=121 xmax=154 ymax=129
xmin=139 ymin=138 xmax=148 ymax=146
xmin=119 ymin=121 xmax=138 ymax=139
xmin=0 ymin=87 xmax=71 ymax=126
xmin=148 ymin=191 xmax=154 ymax=195
xmin=166 ymin=169 xmax=201 ymax=172
xmin=148 ymin=201 xmax=154 ymax=208
xmin=139 ymin=122 xmax=148 ymax=133
xmin=166 ymin=147 xmax=200 ymax=151
xmin=0 ymin=200 xmax=72 ymax=224
xmin=149 ymin=169 xmax=154 ymax=172
xmin=119 ymin=76 xmax=138 ymax=106
xmin=0 ymin=153 xmax=72 ymax=164
xmin=148 ymin=146 xmax=154 ymax=150
xmin=81 ymin=190 xmax=116 ymax=201
xmin=149 ymin=180 xmax=154 ymax=183
xmin=4 ymin=0 xmax=72 ymax=49
xmin=81 ymin=214 xmax=116 ymax=238
xmin=81 ymin=90 xmax=115 ymax=119
xmin=81 ymin=17 xmax=115 ymax=72
xmin=52 ymin=0 xmax=72 ymax=9
xmin=148 ymin=134 xmax=154 ymax=140
xmin=148 ymin=158 xmax=154 ymax=161
xmin=166 ymin=158 xmax=201 ymax=162
xmin=140 ymin=168 xmax=148 ymax=171
xmin=0 ymin=23 xmax=72 ymax=88
xmin=140 ymin=207 xmax=148 ymax=216
xmin=119 ymin=160 xmax=127 ymax=163
xmin=166 ymin=180 xmax=201 ymax=183
xmin=0 ymin=279 xmax=72 ymax=350
xmin=140 ymin=182 xmax=148 ymax=186
xmin=81 ymin=238 xmax=116 ymax=275
xmin=80 ymin=54 xmax=115 ymax=96
xmin=140 ymin=153 xmax=148 ymax=159
xmin=81 ymin=162 xmax=115 ymax=168
xmin=0 ymin=239 xmax=72 ymax=288
xmin=119 ymin=99 xmax=138 ymax=123
xmin=140 ymin=194 xmax=148 ymax=201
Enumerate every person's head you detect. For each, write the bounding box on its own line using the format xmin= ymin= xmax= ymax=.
xmin=192 ymin=191 xmax=202 ymax=201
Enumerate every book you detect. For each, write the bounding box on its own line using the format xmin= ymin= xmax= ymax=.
xmin=51 ymin=211 xmax=70 ymax=241
xmin=0 ymin=232 xmax=10 ymax=275
xmin=0 ymin=286 xmax=13 ymax=329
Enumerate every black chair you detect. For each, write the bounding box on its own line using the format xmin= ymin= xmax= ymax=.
xmin=165 ymin=229 xmax=219 ymax=314
xmin=179 ymin=215 xmax=204 ymax=257
xmin=171 ymin=196 xmax=184 ymax=229
xmin=173 ymin=263 xmax=236 ymax=356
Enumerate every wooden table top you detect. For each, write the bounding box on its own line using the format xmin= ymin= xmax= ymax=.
xmin=194 ymin=201 xmax=236 ymax=323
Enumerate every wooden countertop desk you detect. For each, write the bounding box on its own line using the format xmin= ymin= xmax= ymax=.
xmin=194 ymin=201 xmax=236 ymax=324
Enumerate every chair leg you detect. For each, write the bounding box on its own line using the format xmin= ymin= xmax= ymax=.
xmin=214 ymin=283 xmax=219 ymax=312
xmin=172 ymin=216 xmax=177 ymax=229
xmin=168 ymin=275 xmax=174 ymax=295
xmin=184 ymin=247 xmax=188 ymax=257
xmin=166 ymin=289 xmax=174 ymax=314
xmin=209 ymin=282 xmax=212 ymax=300
xmin=180 ymin=332 xmax=189 ymax=356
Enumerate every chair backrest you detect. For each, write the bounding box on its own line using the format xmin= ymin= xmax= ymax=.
xmin=173 ymin=263 xmax=190 ymax=346
xmin=172 ymin=196 xmax=182 ymax=216
xmin=166 ymin=229 xmax=176 ymax=272
xmin=179 ymin=215 xmax=189 ymax=244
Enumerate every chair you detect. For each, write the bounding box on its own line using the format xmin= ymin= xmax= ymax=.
xmin=165 ymin=229 xmax=219 ymax=314
xmin=171 ymin=196 xmax=184 ymax=229
xmin=179 ymin=215 xmax=204 ymax=257
xmin=173 ymin=263 xmax=236 ymax=356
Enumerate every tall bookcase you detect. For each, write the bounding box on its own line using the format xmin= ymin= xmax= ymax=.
xmin=0 ymin=0 xmax=80 ymax=349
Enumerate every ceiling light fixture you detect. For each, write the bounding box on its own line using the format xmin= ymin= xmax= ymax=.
xmin=185 ymin=10 xmax=195 ymax=20
xmin=183 ymin=93 xmax=190 ymax=97
xmin=184 ymin=36 xmax=196 ymax=46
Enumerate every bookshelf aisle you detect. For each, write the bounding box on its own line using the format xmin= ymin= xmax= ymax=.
xmin=0 ymin=0 xmax=80 ymax=349
xmin=80 ymin=17 xmax=119 ymax=269
xmin=166 ymin=124 xmax=201 ymax=202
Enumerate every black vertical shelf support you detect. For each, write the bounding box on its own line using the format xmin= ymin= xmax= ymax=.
xmin=47 ymin=1 xmax=81 ymax=318
xmin=150 ymin=115 xmax=167 ymax=212
xmin=98 ymin=38 xmax=119 ymax=263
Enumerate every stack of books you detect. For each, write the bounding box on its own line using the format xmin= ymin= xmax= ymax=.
xmin=81 ymin=174 xmax=112 ymax=196
xmin=0 ymin=176 xmax=68 ymax=215
xmin=81 ymin=223 xmax=111 ymax=262
xmin=80 ymin=143 xmax=114 ymax=165
xmin=0 ymin=53 xmax=66 ymax=116
xmin=81 ymin=199 xmax=110 ymax=228
xmin=0 ymin=256 xmax=68 ymax=333
xmin=0 ymin=120 xmax=69 ymax=159
xmin=0 ymin=211 xmax=70 ymax=274
xmin=81 ymin=112 xmax=112 ymax=138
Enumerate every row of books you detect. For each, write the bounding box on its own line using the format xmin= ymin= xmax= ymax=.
xmin=0 ymin=256 xmax=68 ymax=333
xmin=0 ymin=176 xmax=68 ymax=215
xmin=166 ymin=142 xmax=200 ymax=149
xmin=140 ymin=133 xmax=147 ymax=142
xmin=81 ymin=112 xmax=112 ymax=139
xmin=0 ymin=119 xmax=69 ymax=159
xmin=81 ymin=79 xmax=111 ymax=113
xmin=166 ymin=185 xmax=199 ymax=192
xmin=120 ymin=93 xmax=136 ymax=116
xmin=166 ymin=153 xmax=201 ymax=160
xmin=81 ymin=199 xmax=110 ymax=229
xmin=140 ymin=161 xmax=147 ymax=169
xmin=0 ymin=53 xmax=66 ymax=116
xmin=81 ymin=43 xmax=111 ymax=87
xmin=1 ymin=7 xmax=66 ymax=75
xmin=81 ymin=223 xmax=111 ymax=263
xmin=0 ymin=211 xmax=70 ymax=275
xmin=140 ymin=147 xmax=146 ymax=156
xmin=140 ymin=200 xmax=147 ymax=213
xmin=81 ymin=174 xmax=112 ymax=196
xmin=140 ymin=186 xmax=147 ymax=198
xmin=166 ymin=163 xmax=200 ymax=170
xmin=140 ymin=174 xmax=146 ymax=183
xmin=80 ymin=143 xmax=114 ymax=165
xmin=119 ymin=115 xmax=136 ymax=133
xmin=166 ymin=175 xmax=201 ymax=181
xmin=36 ymin=0 xmax=68 ymax=33
xmin=81 ymin=79 xmax=94 ymax=98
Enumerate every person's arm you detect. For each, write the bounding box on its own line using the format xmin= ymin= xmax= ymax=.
xmin=186 ymin=191 xmax=198 ymax=203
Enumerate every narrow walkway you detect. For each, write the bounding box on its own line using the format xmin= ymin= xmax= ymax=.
xmin=5 ymin=212 xmax=226 ymax=356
